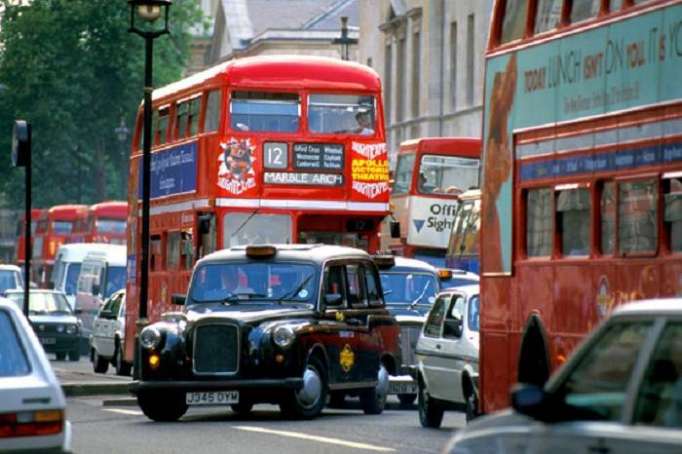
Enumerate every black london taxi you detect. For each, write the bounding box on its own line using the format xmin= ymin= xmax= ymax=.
xmin=130 ymin=244 xmax=401 ymax=421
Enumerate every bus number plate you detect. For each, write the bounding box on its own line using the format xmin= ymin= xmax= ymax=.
xmin=185 ymin=391 xmax=239 ymax=406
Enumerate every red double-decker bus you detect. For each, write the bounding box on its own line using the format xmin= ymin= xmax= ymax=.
xmin=15 ymin=208 xmax=46 ymax=284
xmin=123 ymin=55 xmax=390 ymax=363
xmin=72 ymin=201 xmax=127 ymax=244
xmin=384 ymin=137 xmax=480 ymax=267
xmin=479 ymin=0 xmax=682 ymax=413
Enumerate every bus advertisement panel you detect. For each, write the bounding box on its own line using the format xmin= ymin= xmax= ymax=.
xmin=123 ymin=56 xmax=390 ymax=363
xmin=385 ymin=137 xmax=480 ymax=267
xmin=480 ymin=0 xmax=682 ymax=413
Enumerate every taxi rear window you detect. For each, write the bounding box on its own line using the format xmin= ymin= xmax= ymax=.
xmin=0 ymin=310 xmax=30 ymax=377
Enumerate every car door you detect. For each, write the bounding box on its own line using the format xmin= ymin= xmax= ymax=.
xmin=417 ymin=294 xmax=449 ymax=401
xmin=92 ymin=294 xmax=115 ymax=356
xmin=439 ymin=292 xmax=467 ymax=403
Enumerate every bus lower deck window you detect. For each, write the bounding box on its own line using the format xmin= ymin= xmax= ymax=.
xmin=601 ymin=182 xmax=616 ymax=255
xmin=665 ymin=177 xmax=682 ymax=253
xmin=557 ymin=188 xmax=590 ymax=256
xmin=526 ymin=188 xmax=553 ymax=257
xmin=618 ymin=179 xmax=658 ymax=255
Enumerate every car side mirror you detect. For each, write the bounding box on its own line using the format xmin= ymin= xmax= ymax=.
xmin=171 ymin=293 xmax=186 ymax=306
xmin=324 ymin=293 xmax=343 ymax=307
xmin=443 ymin=319 xmax=463 ymax=338
xmin=390 ymin=220 xmax=401 ymax=238
xmin=511 ymin=384 xmax=553 ymax=422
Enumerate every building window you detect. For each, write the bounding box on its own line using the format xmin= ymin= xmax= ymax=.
xmin=571 ymin=0 xmax=600 ymax=23
xmin=500 ymin=0 xmax=528 ymax=44
xmin=384 ymin=44 xmax=392 ymax=124
xmin=397 ymin=36 xmax=406 ymax=121
xmin=466 ymin=14 xmax=475 ymax=106
xmin=450 ymin=21 xmax=457 ymax=109
xmin=665 ymin=176 xmax=682 ymax=253
xmin=557 ymin=187 xmax=590 ymax=256
xmin=534 ymin=0 xmax=562 ymax=34
xmin=526 ymin=188 xmax=553 ymax=257
xmin=600 ymin=182 xmax=616 ymax=255
xmin=411 ymin=31 xmax=421 ymax=118
xmin=619 ymin=179 xmax=658 ymax=255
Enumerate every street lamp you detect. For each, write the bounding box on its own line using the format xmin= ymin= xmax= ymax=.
xmin=332 ymin=16 xmax=358 ymax=61
xmin=127 ymin=0 xmax=171 ymax=376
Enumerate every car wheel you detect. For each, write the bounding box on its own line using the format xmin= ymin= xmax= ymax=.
xmin=138 ymin=391 xmax=187 ymax=422
xmin=114 ymin=340 xmax=132 ymax=376
xmin=418 ymin=378 xmax=444 ymax=428
xmin=398 ymin=393 xmax=417 ymax=407
xmin=68 ymin=348 xmax=80 ymax=362
xmin=231 ymin=400 xmax=253 ymax=416
xmin=465 ymin=391 xmax=479 ymax=422
xmin=279 ymin=356 xmax=327 ymax=419
xmin=360 ymin=364 xmax=389 ymax=415
xmin=55 ymin=352 xmax=66 ymax=361
xmin=93 ymin=352 xmax=109 ymax=374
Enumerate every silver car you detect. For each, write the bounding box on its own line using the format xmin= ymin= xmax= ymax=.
xmin=416 ymin=285 xmax=479 ymax=428
xmin=90 ymin=289 xmax=130 ymax=376
xmin=446 ymin=299 xmax=682 ymax=453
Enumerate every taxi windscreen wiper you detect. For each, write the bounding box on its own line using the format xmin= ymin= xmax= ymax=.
xmin=279 ymin=275 xmax=313 ymax=302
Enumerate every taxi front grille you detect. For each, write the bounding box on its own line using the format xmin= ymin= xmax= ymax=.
xmin=193 ymin=324 xmax=239 ymax=375
xmin=399 ymin=324 xmax=422 ymax=367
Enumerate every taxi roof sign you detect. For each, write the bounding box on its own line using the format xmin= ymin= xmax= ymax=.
xmin=245 ymin=245 xmax=277 ymax=258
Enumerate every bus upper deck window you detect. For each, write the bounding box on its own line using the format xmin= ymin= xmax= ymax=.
xmin=393 ymin=153 xmax=415 ymax=195
xmin=230 ymin=91 xmax=299 ymax=133
xmin=188 ymin=97 xmax=201 ymax=135
xmin=570 ymin=0 xmax=600 ymax=24
xmin=308 ymin=94 xmax=375 ymax=136
xmin=499 ymin=0 xmax=528 ymax=44
xmin=557 ymin=187 xmax=590 ymax=256
xmin=665 ymin=177 xmax=682 ymax=253
xmin=601 ymin=182 xmax=615 ymax=255
xmin=176 ymin=102 xmax=189 ymax=138
xmin=618 ymin=179 xmax=658 ymax=255
xmin=205 ymin=90 xmax=221 ymax=132
xmin=534 ymin=0 xmax=562 ymax=34
xmin=155 ymin=106 xmax=170 ymax=145
xmin=526 ymin=188 xmax=553 ymax=257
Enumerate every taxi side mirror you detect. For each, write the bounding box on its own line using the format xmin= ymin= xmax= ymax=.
xmin=171 ymin=293 xmax=186 ymax=306
xmin=324 ymin=293 xmax=343 ymax=307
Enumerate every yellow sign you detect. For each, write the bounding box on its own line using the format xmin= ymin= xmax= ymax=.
xmin=340 ymin=344 xmax=355 ymax=373
xmin=335 ymin=311 xmax=345 ymax=322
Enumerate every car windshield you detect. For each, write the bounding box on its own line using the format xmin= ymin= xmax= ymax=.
xmin=96 ymin=218 xmax=126 ymax=234
xmin=0 ymin=310 xmax=30 ymax=377
xmin=0 ymin=270 xmax=19 ymax=293
xmin=189 ymin=262 xmax=317 ymax=305
xmin=7 ymin=292 xmax=72 ymax=315
xmin=105 ymin=266 xmax=126 ymax=298
xmin=64 ymin=263 xmax=81 ymax=296
xmin=379 ymin=272 xmax=438 ymax=305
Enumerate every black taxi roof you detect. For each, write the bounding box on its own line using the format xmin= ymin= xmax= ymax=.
xmin=197 ymin=244 xmax=370 ymax=266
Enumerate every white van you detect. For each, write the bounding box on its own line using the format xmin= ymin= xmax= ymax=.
xmin=50 ymin=243 xmax=123 ymax=309
xmin=73 ymin=245 xmax=126 ymax=340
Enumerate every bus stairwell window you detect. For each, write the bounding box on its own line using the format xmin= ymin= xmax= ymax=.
xmin=526 ymin=188 xmax=553 ymax=257
xmin=557 ymin=188 xmax=590 ymax=256
xmin=665 ymin=177 xmax=682 ymax=253
xmin=618 ymin=180 xmax=658 ymax=255
xmin=601 ymin=182 xmax=616 ymax=255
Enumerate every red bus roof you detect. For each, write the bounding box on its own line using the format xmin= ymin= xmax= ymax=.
xmin=398 ymin=137 xmax=481 ymax=159
xmin=89 ymin=201 xmax=127 ymax=218
xmin=47 ymin=204 xmax=88 ymax=221
xmin=20 ymin=208 xmax=46 ymax=221
xmin=152 ymin=55 xmax=382 ymax=101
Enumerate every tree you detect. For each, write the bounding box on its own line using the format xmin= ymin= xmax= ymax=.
xmin=0 ymin=0 xmax=204 ymax=208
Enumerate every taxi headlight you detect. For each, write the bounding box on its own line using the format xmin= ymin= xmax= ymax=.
xmin=66 ymin=324 xmax=78 ymax=335
xmin=140 ymin=326 xmax=162 ymax=350
xmin=273 ymin=326 xmax=295 ymax=348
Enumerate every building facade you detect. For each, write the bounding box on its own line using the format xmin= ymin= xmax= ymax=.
xmin=358 ymin=0 xmax=493 ymax=164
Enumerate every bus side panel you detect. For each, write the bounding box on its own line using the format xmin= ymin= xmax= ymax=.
xmin=662 ymin=258 xmax=682 ymax=296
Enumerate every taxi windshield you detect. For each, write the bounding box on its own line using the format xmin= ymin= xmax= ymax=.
xmin=189 ymin=262 xmax=317 ymax=305
xmin=379 ymin=272 xmax=438 ymax=305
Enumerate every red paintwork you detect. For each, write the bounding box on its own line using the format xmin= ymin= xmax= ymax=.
xmin=124 ymin=56 xmax=389 ymax=362
xmin=71 ymin=201 xmax=127 ymax=244
xmin=16 ymin=208 xmax=46 ymax=263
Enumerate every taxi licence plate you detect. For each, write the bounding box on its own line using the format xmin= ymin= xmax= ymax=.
xmin=389 ymin=382 xmax=418 ymax=395
xmin=40 ymin=337 xmax=56 ymax=345
xmin=185 ymin=391 xmax=239 ymax=406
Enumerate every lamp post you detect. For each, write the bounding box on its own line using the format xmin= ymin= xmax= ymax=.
xmin=332 ymin=16 xmax=357 ymax=61
xmin=115 ymin=117 xmax=130 ymax=196
xmin=128 ymin=0 xmax=171 ymax=376
xmin=11 ymin=120 xmax=31 ymax=318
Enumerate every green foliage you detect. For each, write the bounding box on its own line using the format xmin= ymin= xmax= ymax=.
xmin=0 ymin=0 xmax=205 ymax=208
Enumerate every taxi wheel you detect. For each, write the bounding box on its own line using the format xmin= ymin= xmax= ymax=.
xmin=93 ymin=351 xmax=109 ymax=374
xmin=138 ymin=391 xmax=188 ymax=422
xmin=280 ymin=356 xmax=327 ymax=419
xmin=418 ymin=379 xmax=444 ymax=428
xmin=360 ymin=364 xmax=388 ymax=415
xmin=398 ymin=393 xmax=417 ymax=407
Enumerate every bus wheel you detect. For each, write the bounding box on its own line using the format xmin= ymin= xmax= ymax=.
xmin=280 ymin=356 xmax=327 ymax=419
xmin=138 ymin=391 xmax=187 ymax=422
xmin=517 ymin=314 xmax=551 ymax=387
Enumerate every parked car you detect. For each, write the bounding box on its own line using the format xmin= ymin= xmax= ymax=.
xmin=0 ymin=264 xmax=23 ymax=294
xmin=131 ymin=244 xmax=401 ymax=422
xmin=373 ymin=255 xmax=442 ymax=406
xmin=90 ymin=289 xmax=130 ymax=376
xmin=5 ymin=289 xmax=80 ymax=361
xmin=0 ymin=297 xmax=72 ymax=452
xmin=416 ymin=285 xmax=480 ymax=428
xmin=446 ymin=299 xmax=682 ymax=453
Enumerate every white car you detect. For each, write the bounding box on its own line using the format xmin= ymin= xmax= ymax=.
xmin=416 ymin=285 xmax=479 ymax=428
xmin=446 ymin=299 xmax=682 ymax=453
xmin=0 ymin=264 xmax=24 ymax=294
xmin=0 ymin=298 xmax=71 ymax=452
xmin=90 ymin=289 xmax=130 ymax=375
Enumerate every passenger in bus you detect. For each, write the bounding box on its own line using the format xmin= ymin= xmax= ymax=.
xmin=354 ymin=111 xmax=374 ymax=135
xmin=419 ymin=172 xmax=437 ymax=193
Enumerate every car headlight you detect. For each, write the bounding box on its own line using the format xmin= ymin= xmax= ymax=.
xmin=66 ymin=324 xmax=78 ymax=335
xmin=273 ymin=325 xmax=295 ymax=348
xmin=140 ymin=326 xmax=162 ymax=350
xmin=56 ymin=325 xmax=64 ymax=333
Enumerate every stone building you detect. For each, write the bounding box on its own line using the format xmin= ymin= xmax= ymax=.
xmin=358 ymin=0 xmax=493 ymax=164
xmin=207 ymin=0 xmax=359 ymax=64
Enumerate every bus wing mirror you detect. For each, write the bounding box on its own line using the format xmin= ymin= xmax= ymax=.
xmin=171 ymin=293 xmax=186 ymax=306
xmin=390 ymin=220 xmax=401 ymax=238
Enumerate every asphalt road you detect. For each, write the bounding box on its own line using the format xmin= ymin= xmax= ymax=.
xmin=67 ymin=396 xmax=464 ymax=454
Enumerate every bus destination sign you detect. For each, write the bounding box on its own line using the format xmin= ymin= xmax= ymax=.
xmin=264 ymin=172 xmax=343 ymax=186
xmin=294 ymin=143 xmax=344 ymax=170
